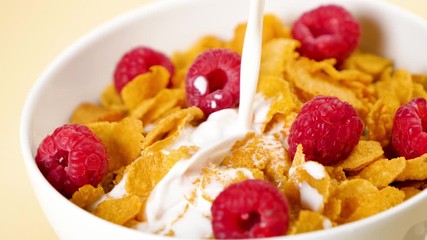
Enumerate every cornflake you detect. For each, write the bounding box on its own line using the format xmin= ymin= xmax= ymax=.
xmin=87 ymin=117 xmax=144 ymax=172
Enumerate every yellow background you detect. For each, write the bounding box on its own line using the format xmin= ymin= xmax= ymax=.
xmin=0 ymin=0 xmax=425 ymax=239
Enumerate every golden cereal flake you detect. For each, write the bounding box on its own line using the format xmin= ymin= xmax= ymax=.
xmin=323 ymin=197 xmax=342 ymax=222
xmin=301 ymin=57 xmax=377 ymax=108
xmin=124 ymin=219 xmax=140 ymax=228
xmin=142 ymin=107 xmax=204 ymax=151
xmin=222 ymin=135 xmax=288 ymax=171
xmin=101 ymin=171 xmax=118 ymax=193
xmin=288 ymin=145 xmax=331 ymax=213
xmin=396 ymin=154 xmax=427 ymax=181
xmin=228 ymin=14 xmax=290 ymax=54
xmin=400 ymin=187 xmax=422 ymax=200
xmin=262 ymin=136 xmax=292 ymax=176
xmin=71 ymin=102 xmax=125 ymax=124
xmin=121 ymin=66 xmax=170 ymax=110
xmin=285 ymin=57 xmax=367 ymax=116
xmin=311 ymin=58 xmax=373 ymax=86
xmin=257 ymin=76 xmax=300 ymax=132
xmin=156 ymin=106 xmax=183 ymax=120
xmin=290 ymin=144 xmax=305 ymax=170
xmin=71 ymin=184 xmax=105 ymax=209
xmin=400 ymin=187 xmax=422 ymax=201
xmin=342 ymin=52 xmax=392 ymax=79
xmin=261 ymin=14 xmax=291 ymax=42
xmin=130 ymin=88 xmax=186 ymax=125
xmin=265 ymin=147 xmax=292 ymax=187
xmin=365 ymin=99 xmax=396 ymax=147
xmin=225 ymin=134 xmax=289 ymax=186
xmin=263 ymin=112 xmax=299 ymax=144
xmin=310 ymin=58 xmax=377 ymax=108
xmin=125 ymin=146 xmax=197 ymax=198
xmin=171 ymin=68 xmax=188 ymax=90
xmin=221 ymin=136 xmax=268 ymax=170
xmin=412 ymin=74 xmax=427 ymax=90
xmin=331 ymin=179 xmax=378 ymax=222
xmin=358 ymin=157 xmax=406 ymax=188
xmin=100 ymin=166 xmax=126 ymax=193
xmin=87 ymin=117 xmax=144 ymax=172
xmin=394 ymin=180 xmax=426 ymax=190
xmin=93 ymin=195 xmax=143 ymax=225
xmin=200 ymin=166 xmax=263 ymax=202
xmin=412 ymin=83 xmax=427 ymax=99
xmin=375 ymin=68 xmax=413 ymax=106
xmin=338 ymin=140 xmax=384 ymax=171
xmin=112 ymin=167 xmax=126 ymax=185
xmin=324 ymin=166 xmax=346 ymax=182
xmin=100 ymin=84 xmax=124 ymax=108
xmin=290 ymin=210 xmax=333 ymax=234
xmin=344 ymin=186 xmax=404 ymax=223
xmin=259 ymin=38 xmax=300 ymax=78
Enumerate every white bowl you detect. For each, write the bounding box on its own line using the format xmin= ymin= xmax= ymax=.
xmin=20 ymin=0 xmax=427 ymax=239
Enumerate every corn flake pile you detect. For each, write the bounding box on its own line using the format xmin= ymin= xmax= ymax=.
xmin=68 ymin=13 xmax=427 ymax=237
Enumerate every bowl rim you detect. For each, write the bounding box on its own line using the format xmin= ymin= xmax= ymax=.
xmin=20 ymin=0 xmax=427 ymax=239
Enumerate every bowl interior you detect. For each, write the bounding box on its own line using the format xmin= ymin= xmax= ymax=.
xmin=21 ymin=0 xmax=427 ymax=239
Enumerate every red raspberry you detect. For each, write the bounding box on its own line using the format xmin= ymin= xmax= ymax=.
xmin=185 ymin=49 xmax=241 ymax=116
xmin=288 ymin=96 xmax=363 ymax=165
xmin=391 ymin=98 xmax=427 ymax=159
xmin=35 ymin=124 xmax=108 ymax=198
xmin=291 ymin=4 xmax=360 ymax=64
xmin=211 ymin=179 xmax=289 ymax=239
xmin=113 ymin=46 xmax=174 ymax=93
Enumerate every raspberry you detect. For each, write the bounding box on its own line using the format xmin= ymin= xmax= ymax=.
xmin=35 ymin=124 xmax=108 ymax=198
xmin=113 ymin=46 xmax=174 ymax=93
xmin=185 ymin=49 xmax=241 ymax=116
xmin=211 ymin=179 xmax=289 ymax=239
xmin=391 ymin=98 xmax=427 ymax=159
xmin=288 ymin=96 xmax=363 ymax=165
xmin=291 ymin=4 xmax=360 ymax=64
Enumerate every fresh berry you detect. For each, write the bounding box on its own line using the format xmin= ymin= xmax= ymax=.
xmin=391 ymin=98 xmax=427 ymax=159
xmin=288 ymin=96 xmax=363 ymax=165
xmin=113 ymin=46 xmax=174 ymax=93
xmin=211 ymin=179 xmax=289 ymax=239
xmin=291 ymin=4 xmax=360 ymax=64
xmin=35 ymin=124 xmax=108 ymax=198
xmin=185 ymin=49 xmax=241 ymax=116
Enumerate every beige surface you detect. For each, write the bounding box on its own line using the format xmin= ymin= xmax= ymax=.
xmin=0 ymin=0 xmax=426 ymax=239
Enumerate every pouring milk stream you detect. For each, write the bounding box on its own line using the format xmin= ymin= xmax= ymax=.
xmin=143 ymin=0 xmax=265 ymax=234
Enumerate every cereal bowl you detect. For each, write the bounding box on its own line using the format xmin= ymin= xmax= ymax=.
xmin=20 ymin=0 xmax=427 ymax=239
